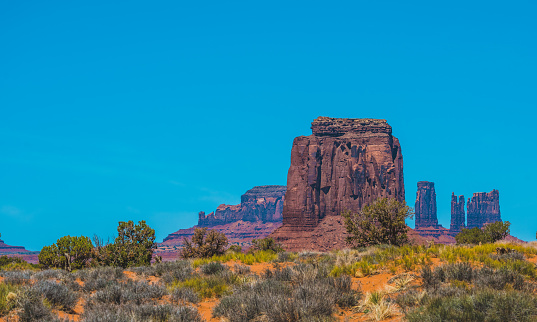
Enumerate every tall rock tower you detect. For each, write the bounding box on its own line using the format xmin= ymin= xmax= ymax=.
xmin=280 ymin=117 xmax=405 ymax=230
xmin=415 ymin=181 xmax=439 ymax=229
xmin=467 ymin=190 xmax=501 ymax=229
xmin=450 ymin=193 xmax=465 ymax=234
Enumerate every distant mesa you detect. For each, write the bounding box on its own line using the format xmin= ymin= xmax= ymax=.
xmin=0 ymin=238 xmax=29 ymax=254
xmin=159 ymin=185 xmax=286 ymax=257
xmin=197 ymin=185 xmax=286 ymax=227
xmin=271 ymin=116 xmax=405 ymax=251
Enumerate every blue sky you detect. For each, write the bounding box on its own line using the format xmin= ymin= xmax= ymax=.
xmin=1 ymin=1 xmax=536 ymax=250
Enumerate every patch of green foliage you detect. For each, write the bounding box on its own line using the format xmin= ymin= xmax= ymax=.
xmin=39 ymin=235 xmax=93 ymax=271
xmin=251 ymin=238 xmax=284 ymax=253
xmin=343 ymin=198 xmax=414 ymax=247
xmin=93 ymin=220 xmax=156 ymax=268
xmin=181 ymin=228 xmax=228 ymax=259
xmin=456 ymin=221 xmax=511 ymax=244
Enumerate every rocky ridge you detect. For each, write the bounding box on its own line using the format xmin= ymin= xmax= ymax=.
xmin=197 ymin=185 xmax=286 ymax=226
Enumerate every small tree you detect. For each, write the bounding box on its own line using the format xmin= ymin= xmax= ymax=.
xmin=484 ymin=221 xmax=511 ymax=243
xmin=181 ymin=228 xmax=228 ymax=258
xmin=342 ymin=197 xmax=414 ymax=247
xmin=251 ymin=237 xmax=284 ymax=253
xmin=92 ymin=220 xmax=157 ymax=268
xmin=456 ymin=221 xmax=511 ymax=244
xmin=39 ymin=236 xmax=93 ymax=271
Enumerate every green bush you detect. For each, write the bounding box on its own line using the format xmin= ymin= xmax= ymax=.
xmin=93 ymin=220 xmax=156 ymax=268
xmin=251 ymin=238 xmax=284 ymax=253
xmin=181 ymin=228 xmax=228 ymax=259
xmin=342 ymin=197 xmax=414 ymax=247
xmin=456 ymin=221 xmax=511 ymax=244
xmin=39 ymin=235 xmax=93 ymax=271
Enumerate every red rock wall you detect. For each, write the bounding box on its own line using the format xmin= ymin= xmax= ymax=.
xmin=415 ymin=181 xmax=439 ymax=229
xmin=450 ymin=193 xmax=465 ymax=234
xmin=467 ymin=190 xmax=501 ymax=229
xmin=281 ymin=117 xmax=405 ymax=231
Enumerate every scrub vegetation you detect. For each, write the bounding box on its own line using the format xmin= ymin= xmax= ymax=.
xmin=2 ymin=221 xmax=537 ymax=321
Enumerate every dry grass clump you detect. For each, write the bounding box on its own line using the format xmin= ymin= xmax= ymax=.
xmin=213 ymin=262 xmax=361 ymax=322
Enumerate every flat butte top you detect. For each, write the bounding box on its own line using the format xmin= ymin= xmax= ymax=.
xmin=311 ymin=116 xmax=392 ymax=137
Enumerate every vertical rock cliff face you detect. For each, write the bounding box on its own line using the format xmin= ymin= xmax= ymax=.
xmin=450 ymin=193 xmax=465 ymax=234
xmin=467 ymin=190 xmax=501 ymax=229
xmin=415 ymin=181 xmax=439 ymax=229
xmin=198 ymin=185 xmax=286 ymax=226
xmin=281 ymin=116 xmax=405 ymax=231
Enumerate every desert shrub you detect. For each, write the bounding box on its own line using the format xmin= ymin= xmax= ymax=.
xmin=342 ymin=197 xmax=414 ymax=247
xmin=93 ymin=220 xmax=157 ymax=268
xmin=474 ymin=266 xmax=528 ymax=291
xmin=32 ymin=269 xmax=67 ymax=281
xmin=91 ymin=280 xmax=167 ymax=305
xmin=360 ymin=290 xmax=398 ymax=321
xmin=444 ymin=262 xmax=473 ymax=282
xmin=263 ymin=266 xmax=293 ymax=282
xmin=82 ymin=303 xmax=203 ymax=322
xmin=171 ymin=287 xmax=200 ymax=304
xmin=177 ymin=275 xmax=230 ymax=298
xmin=214 ymin=263 xmax=359 ymax=321
xmin=130 ymin=260 xmax=194 ymax=285
xmin=233 ymin=264 xmax=251 ymax=275
xmin=406 ymin=289 xmax=537 ymax=321
xmin=34 ymin=280 xmax=78 ymax=311
xmin=395 ymin=289 xmax=427 ymax=313
xmin=294 ymin=280 xmax=337 ymax=317
xmin=181 ymin=228 xmax=228 ymax=259
xmin=0 ymin=283 xmax=21 ymax=316
xmin=274 ymin=251 xmax=297 ymax=263
xmin=228 ymin=245 xmax=242 ymax=253
xmin=18 ymin=289 xmax=53 ymax=322
xmin=490 ymin=250 xmax=525 ymax=262
xmin=251 ymin=237 xmax=284 ymax=253
xmin=0 ymin=270 xmax=32 ymax=285
xmin=213 ymin=279 xmax=296 ymax=322
xmin=76 ymin=266 xmax=126 ymax=292
xmin=200 ymin=261 xmax=226 ymax=275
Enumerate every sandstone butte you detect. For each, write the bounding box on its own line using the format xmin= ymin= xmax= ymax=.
xmin=413 ymin=182 xmax=523 ymax=244
xmin=270 ymin=116 xmax=409 ymax=251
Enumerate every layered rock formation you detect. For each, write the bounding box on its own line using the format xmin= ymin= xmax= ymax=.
xmin=197 ymin=185 xmax=286 ymax=226
xmin=272 ymin=117 xmax=405 ymax=250
xmin=467 ymin=190 xmax=501 ymax=229
xmin=415 ymin=181 xmax=439 ymax=229
xmin=0 ymin=238 xmax=28 ymax=254
xmin=281 ymin=117 xmax=404 ymax=230
xmin=450 ymin=193 xmax=465 ymax=235
xmin=160 ymin=185 xmax=286 ymax=259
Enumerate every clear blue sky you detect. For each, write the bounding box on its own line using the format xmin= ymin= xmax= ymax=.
xmin=1 ymin=1 xmax=536 ymax=250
